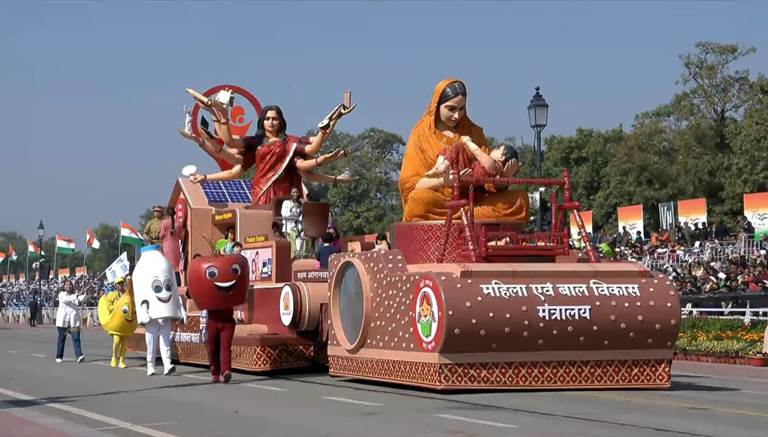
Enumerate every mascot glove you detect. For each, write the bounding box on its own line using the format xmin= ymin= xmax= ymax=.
xmin=137 ymin=313 xmax=150 ymax=325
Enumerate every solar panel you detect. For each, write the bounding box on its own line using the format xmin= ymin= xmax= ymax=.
xmin=201 ymin=179 xmax=253 ymax=204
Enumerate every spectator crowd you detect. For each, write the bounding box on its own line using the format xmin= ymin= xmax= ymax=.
xmin=572 ymin=217 xmax=768 ymax=296
xmin=0 ymin=274 xmax=106 ymax=311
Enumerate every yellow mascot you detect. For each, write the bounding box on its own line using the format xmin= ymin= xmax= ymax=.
xmin=98 ymin=276 xmax=138 ymax=368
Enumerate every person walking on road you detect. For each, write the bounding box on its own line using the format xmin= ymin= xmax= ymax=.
xmin=55 ymin=278 xmax=86 ymax=363
xmin=28 ymin=290 xmax=39 ymax=327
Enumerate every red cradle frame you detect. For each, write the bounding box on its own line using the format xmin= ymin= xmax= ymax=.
xmin=439 ymin=151 xmax=599 ymax=263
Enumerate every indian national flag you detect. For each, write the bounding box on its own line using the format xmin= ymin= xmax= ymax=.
xmin=27 ymin=240 xmax=41 ymax=257
xmin=86 ymin=228 xmax=101 ymax=249
xmin=56 ymin=234 xmax=76 ymax=255
xmin=0 ymin=252 xmax=5 ymax=263
xmin=120 ymin=222 xmax=144 ymax=246
xmin=8 ymin=244 xmax=17 ymax=261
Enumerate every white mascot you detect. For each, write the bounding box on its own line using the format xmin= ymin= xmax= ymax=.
xmin=134 ymin=245 xmax=187 ymax=375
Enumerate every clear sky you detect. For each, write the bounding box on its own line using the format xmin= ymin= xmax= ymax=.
xmin=1 ymin=1 xmax=766 ymax=242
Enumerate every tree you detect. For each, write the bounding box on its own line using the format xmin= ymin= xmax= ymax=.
xmin=0 ymin=232 xmax=27 ymax=279
xmin=723 ymin=75 xmax=768 ymax=221
xmin=86 ymin=223 xmax=120 ymax=273
xmin=678 ymin=41 xmax=757 ymax=150
xmin=306 ymin=128 xmax=405 ymax=236
xmin=138 ymin=208 xmax=154 ymax=231
xmin=542 ymin=127 xmax=625 ymax=227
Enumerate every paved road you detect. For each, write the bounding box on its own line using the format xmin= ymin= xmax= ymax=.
xmin=1 ymin=324 xmax=766 ymax=437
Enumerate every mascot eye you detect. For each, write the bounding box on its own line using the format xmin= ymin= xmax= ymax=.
xmin=231 ymin=264 xmax=241 ymax=276
xmin=152 ymin=279 xmax=163 ymax=294
xmin=121 ymin=305 xmax=129 ymax=315
xmin=164 ymin=278 xmax=172 ymax=292
xmin=205 ymin=266 xmax=219 ymax=279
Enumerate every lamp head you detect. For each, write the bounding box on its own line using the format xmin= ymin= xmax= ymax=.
xmin=527 ymin=86 xmax=549 ymax=130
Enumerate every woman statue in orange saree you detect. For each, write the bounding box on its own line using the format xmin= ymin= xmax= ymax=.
xmin=399 ymin=79 xmax=529 ymax=222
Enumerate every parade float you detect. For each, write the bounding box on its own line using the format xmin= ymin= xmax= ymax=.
xmin=130 ymin=83 xmax=681 ymax=390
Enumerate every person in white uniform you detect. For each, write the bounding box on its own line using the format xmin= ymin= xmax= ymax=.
xmin=55 ymin=278 xmax=87 ymax=363
xmin=134 ymin=245 xmax=187 ymax=375
xmin=281 ymin=186 xmax=304 ymax=258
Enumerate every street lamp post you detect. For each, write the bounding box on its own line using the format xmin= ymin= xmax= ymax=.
xmin=37 ymin=220 xmax=44 ymax=297
xmin=527 ymin=86 xmax=549 ymax=231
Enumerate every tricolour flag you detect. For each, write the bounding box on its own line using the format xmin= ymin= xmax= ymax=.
xmin=86 ymin=228 xmax=101 ymax=249
xmin=55 ymin=234 xmax=76 ymax=255
xmin=8 ymin=244 xmax=17 ymax=261
xmin=0 ymin=252 xmax=5 ymax=264
xmin=120 ymin=222 xmax=144 ymax=246
xmin=27 ymin=240 xmax=41 ymax=257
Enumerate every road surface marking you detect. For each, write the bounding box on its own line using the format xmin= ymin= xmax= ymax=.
xmin=567 ymin=391 xmax=768 ymax=418
xmin=435 ymin=414 xmax=518 ymax=429
xmin=28 ymin=353 xmax=46 ymax=358
xmin=676 ymin=371 xmax=768 ymax=384
xmin=0 ymin=386 xmax=179 ymax=437
xmin=96 ymin=421 xmax=179 ymax=431
xmin=8 ymin=350 xmax=20 ymax=354
xmin=741 ymin=390 xmax=768 ymax=396
xmin=183 ymin=374 xmax=211 ymax=381
xmin=245 ymin=383 xmax=287 ymax=392
xmin=322 ymin=396 xmax=382 ymax=406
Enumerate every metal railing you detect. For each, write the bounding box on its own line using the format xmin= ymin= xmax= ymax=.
xmin=680 ymin=306 xmax=768 ymax=322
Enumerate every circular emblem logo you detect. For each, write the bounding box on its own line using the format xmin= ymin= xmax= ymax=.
xmin=279 ymin=284 xmax=294 ymax=327
xmin=412 ymin=276 xmax=444 ymax=352
xmin=190 ymin=84 xmax=262 ymax=140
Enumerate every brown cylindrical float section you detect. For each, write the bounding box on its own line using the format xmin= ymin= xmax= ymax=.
xmin=279 ymin=281 xmax=329 ymax=332
xmin=326 ymin=249 xmax=681 ymax=390
xmin=434 ymin=264 xmax=679 ymax=356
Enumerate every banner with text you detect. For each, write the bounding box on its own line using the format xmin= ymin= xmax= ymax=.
xmin=677 ymin=198 xmax=707 ymax=227
xmin=569 ymin=210 xmax=593 ymax=238
xmin=658 ymin=201 xmax=676 ymax=231
xmin=744 ymin=192 xmax=768 ymax=241
xmin=618 ymin=204 xmax=644 ymax=239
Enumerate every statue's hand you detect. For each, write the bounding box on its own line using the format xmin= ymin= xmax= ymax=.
xmin=178 ymin=129 xmax=202 ymax=145
xmin=335 ymin=173 xmax=357 ymax=183
xmin=211 ymin=99 xmax=229 ymax=122
xmin=189 ymin=174 xmax=206 ymax=184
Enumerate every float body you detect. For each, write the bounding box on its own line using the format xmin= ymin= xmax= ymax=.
xmin=127 ymin=84 xmax=680 ymax=389
xmin=128 ymin=177 xmax=681 ymax=389
xmin=326 ymin=247 xmax=680 ymax=390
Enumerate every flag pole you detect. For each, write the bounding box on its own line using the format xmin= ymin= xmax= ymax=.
xmin=53 ymin=236 xmax=58 ymax=280
xmin=7 ymin=244 xmax=11 ymax=279
xmin=118 ymin=222 xmax=122 ymax=258
xmin=84 ymin=229 xmax=88 ymax=276
xmin=26 ymin=245 xmax=30 ymax=282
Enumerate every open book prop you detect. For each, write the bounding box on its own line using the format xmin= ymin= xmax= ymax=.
xmin=317 ymin=91 xmax=356 ymax=131
xmin=186 ymin=88 xmax=234 ymax=110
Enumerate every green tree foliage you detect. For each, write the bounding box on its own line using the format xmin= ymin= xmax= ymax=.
xmin=138 ymin=208 xmax=154 ymax=230
xmin=678 ymin=41 xmax=757 ymax=149
xmin=540 ymin=41 xmax=763 ymax=234
xmin=306 ymin=127 xmax=405 ymax=236
xmin=0 ymin=232 xmax=28 ymax=279
xmin=723 ymin=75 xmax=768 ymax=210
xmin=543 ymin=128 xmax=624 ymax=227
xmin=85 ymin=223 xmax=120 ymax=273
